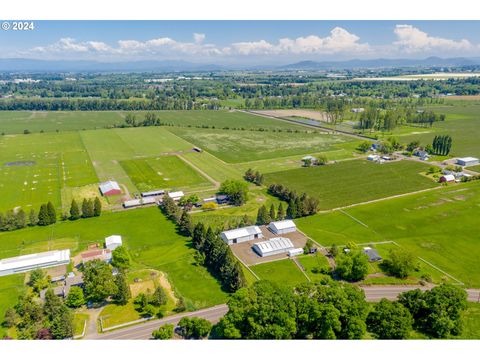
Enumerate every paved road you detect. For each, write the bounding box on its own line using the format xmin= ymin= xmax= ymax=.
xmin=86 ymin=304 xmax=229 ymax=340
xmin=86 ymin=286 xmax=480 ymax=340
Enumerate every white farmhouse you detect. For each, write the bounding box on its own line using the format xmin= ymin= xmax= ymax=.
xmin=221 ymin=226 xmax=263 ymax=245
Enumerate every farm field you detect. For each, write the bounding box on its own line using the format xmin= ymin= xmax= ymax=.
xmin=399 ymin=103 xmax=480 ymax=158
xmin=296 ymin=254 xmax=331 ymax=283
xmin=0 ymin=111 xmax=125 ymax=134
xmin=250 ymin=259 xmax=309 ymax=287
xmin=0 ymin=131 xmax=97 ymax=212
xmin=120 ymin=155 xmax=212 ymax=193
xmin=169 ymin=127 xmax=355 ymax=163
xmin=297 ymin=181 xmax=480 ymax=287
xmin=265 ymin=159 xmax=437 ymax=210
xmin=0 ymin=206 xmax=227 ymax=319
xmin=126 ymin=110 xmax=306 ymax=130
xmin=0 ymin=110 xmax=306 ymax=135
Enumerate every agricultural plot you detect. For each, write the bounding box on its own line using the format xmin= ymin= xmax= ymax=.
xmin=297 ymin=181 xmax=480 ymax=287
xmin=0 ymin=207 xmax=227 ymax=313
xmin=169 ymin=127 xmax=354 ymax=163
xmin=399 ymin=104 xmax=480 ymax=158
xmin=250 ymin=259 xmax=309 ymax=287
xmin=120 ymin=155 xmax=212 ymax=193
xmin=0 ymin=111 xmax=124 ymax=134
xmin=180 ymin=151 xmax=243 ymax=183
xmin=297 ymin=254 xmax=331 ymax=283
xmin=125 ymin=110 xmax=306 ymax=130
xmin=0 ymin=132 xmax=97 ymax=212
xmin=265 ymin=160 xmax=437 ymax=210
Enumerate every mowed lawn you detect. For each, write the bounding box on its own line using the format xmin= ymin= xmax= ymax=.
xmin=168 ymin=127 xmax=354 ymax=163
xmin=0 ymin=111 xmax=125 ymax=134
xmin=0 ymin=132 xmax=97 ymax=212
xmin=0 ymin=207 xmax=227 ymax=311
xmin=250 ymin=259 xmax=309 ymax=287
xmin=120 ymin=155 xmax=212 ymax=192
xmin=297 ymin=181 xmax=480 ymax=287
xmin=265 ymin=160 xmax=437 ymax=210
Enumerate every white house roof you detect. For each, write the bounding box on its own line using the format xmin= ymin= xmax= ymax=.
xmin=302 ymin=155 xmax=317 ymax=161
xmin=253 ymin=237 xmax=294 ymax=254
xmin=442 ymin=174 xmax=455 ymax=181
xmin=99 ymin=180 xmax=121 ymax=193
xmin=221 ymin=226 xmax=262 ymax=240
xmin=269 ymin=220 xmax=296 ymax=231
xmin=168 ymin=191 xmax=184 ymax=199
xmin=0 ymin=249 xmax=70 ymax=273
xmin=105 ymin=235 xmax=122 ymax=247
xmin=457 ymin=157 xmax=479 ymax=162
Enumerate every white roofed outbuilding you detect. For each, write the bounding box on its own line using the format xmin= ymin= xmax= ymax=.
xmin=221 ymin=226 xmax=263 ymax=245
xmin=167 ymin=191 xmax=185 ymax=201
xmin=253 ymin=237 xmax=294 ymax=257
xmin=456 ymin=157 xmax=479 ymax=167
xmin=268 ymin=220 xmax=297 ymax=235
xmin=105 ymin=235 xmax=122 ymax=251
xmin=0 ymin=250 xmax=71 ymax=277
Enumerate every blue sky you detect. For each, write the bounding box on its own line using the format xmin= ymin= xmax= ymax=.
xmin=1 ymin=21 xmax=480 ymax=64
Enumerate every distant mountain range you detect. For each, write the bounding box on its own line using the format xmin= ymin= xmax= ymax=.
xmin=279 ymin=57 xmax=480 ymax=70
xmin=0 ymin=58 xmax=224 ymax=72
xmin=1 ymin=56 xmax=480 ymax=73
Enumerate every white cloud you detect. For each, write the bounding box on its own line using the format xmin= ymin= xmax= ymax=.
xmin=193 ymin=33 xmax=206 ymax=44
xmin=227 ymin=27 xmax=370 ymax=56
xmin=393 ymin=24 xmax=473 ymax=53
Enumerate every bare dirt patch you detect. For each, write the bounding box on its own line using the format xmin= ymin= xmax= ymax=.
xmin=253 ymin=109 xmax=328 ymax=121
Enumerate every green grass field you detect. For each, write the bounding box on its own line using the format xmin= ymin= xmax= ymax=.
xmin=0 ymin=132 xmax=97 ymax=212
xmin=0 ymin=111 xmax=125 ymax=134
xmin=120 ymin=155 xmax=212 ymax=193
xmin=250 ymin=259 xmax=309 ymax=287
xmin=297 ymin=181 xmax=480 ymax=287
xmin=265 ymin=159 xmax=437 ymax=210
xmin=169 ymin=127 xmax=354 ymax=163
xmin=0 ymin=110 xmax=303 ymax=135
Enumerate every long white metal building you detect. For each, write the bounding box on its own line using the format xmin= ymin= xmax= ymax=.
xmin=252 ymin=237 xmax=294 ymax=257
xmin=0 ymin=250 xmax=71 ymax=277
xmin=268 ymin=220 xmax=297 ymax=234
xmin=221 ymin=226 xmax=263 ymax=245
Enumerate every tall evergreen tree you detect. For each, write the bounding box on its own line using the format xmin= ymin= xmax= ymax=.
xmin=81 ymin=199 xmax=89 ymax=218
xmin=15 ymin=209 xmax=26 ymax=229
xmin=277 ymin=203 xmax=286 ymax=220
xmin=269 ymin=204 xmax=276 ymax=222
xmin=113 ymin=271 xmax=131 ymax=305
xmin=192 ymin=222 xmax=206 ymax=250
xmin=28 ymin=209 xmax=38 ymax=226
xmin=287 ymin=198 xmax=298 ymax=219
xmin=93 ymin=197 xmax=102 ymax=217
xmin=38 ymin=204 xmax=49 ymax=226
xmin=256 ymin=205 xmax=270 ymax=225
xmin=46 ymin=201 xmax=56 ymax=224
xmin=70 ymin=199 xmax=80 ymax=220
xmin=178 ymin=210 xmax=193 ymax=236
